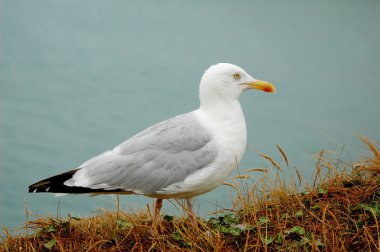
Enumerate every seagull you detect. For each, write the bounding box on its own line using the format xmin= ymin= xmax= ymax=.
xmin=28 ymin=63 xmax=276 ymax=225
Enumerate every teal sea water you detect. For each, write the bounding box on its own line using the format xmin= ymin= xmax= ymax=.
xmin=1 ymin=1 xmax=379 ymax=230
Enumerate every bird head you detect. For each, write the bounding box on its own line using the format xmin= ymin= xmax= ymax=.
xmin=199 ymin=63 xmax=275 ymax=107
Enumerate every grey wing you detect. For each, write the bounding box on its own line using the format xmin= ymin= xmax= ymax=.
xmin=64 ymin=112 xmax=217 ymax=195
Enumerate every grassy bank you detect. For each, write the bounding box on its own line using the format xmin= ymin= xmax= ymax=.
xmin=1 ymin=137 xmax=380 ymax=251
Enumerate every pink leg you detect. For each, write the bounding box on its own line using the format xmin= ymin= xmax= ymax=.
xmin=151 ymin=199 xmax=163 ymax=234
xmin=186 ymin=198 xmax=197 ymax=226
xmin=154 ymin=198 xmax=163 ymax=224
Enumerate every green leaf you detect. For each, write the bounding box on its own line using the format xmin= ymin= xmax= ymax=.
xmin=311 ymin=204 xmax=321 ymax=211
xmin=297 ymin=236 xmax=310 ymax=247
xmin=258 ymin=216 xmax=270 ymax=225
xmin=68 ymin=213 xmax=81 ymax=221
xmin=355 ymin=203 xmax=380 ymax=215
xmin=58 ymin=220 xmax=70 ymax=228
xmin=261 ymin=235 xmax=274 ymax=245
xmin=222 ymin=214 xmax=239 ymax=225
xmin=303 ymin=198 xmax=311 ymax=206
xmin=171 ymin=231 xmax=183 ymax=241
xmin=116 ymin=218 xmax=131 ymax=231
xmin=208 ymin=217 xmax=221 ymax=226
xmin=229 ymin=227 xmax=242 ymax=236
xmin=318 ymin=188 xmax=328 ymax=194
xmin=45 ymin=224 xmax=56 ymax=233
xmin=218 ymin=225 xmax=229 ymax=234
xmin=232 ymin=223 xmax=250 ymax=232
xmin=163 ymin=215 xmax=174 ymax=222
xmin=294 ymin=210 xmax=304 ymax=218
xmin=44 ymin=239 xmax=56 ymax=249
xmin=315 ymin=239 xmax=324 ymax=247
xmin=305 ymin=232 xmax=312 ymax=241
xmin=275 ymin=233 xmax=283 ymax=244
xmin=285 ymin=226 xmax=305 ymax=236
xmin=281 ymin=213 xmax=291 ymax=219
xmin=356 ymin=214 xmax=365 ymax=228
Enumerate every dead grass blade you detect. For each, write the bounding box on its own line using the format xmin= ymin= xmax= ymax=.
xmin=231 ymin=175 xmax=252 ymax=179
xmin=276 ymin=144 xmax=289 ymax=168
xmin=258 ymin=152 xmax=282 ymax=171
xmin=244 ymin=168 xmax=269 ymax=173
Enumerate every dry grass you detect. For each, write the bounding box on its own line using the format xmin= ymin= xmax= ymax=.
xmin=1 ymin=136 xmax=380 ymax=251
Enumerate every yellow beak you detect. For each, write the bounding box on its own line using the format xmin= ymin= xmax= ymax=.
xmin=246 ymin=80 xmax=276 ymax=93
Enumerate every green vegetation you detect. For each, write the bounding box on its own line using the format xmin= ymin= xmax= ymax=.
xmin=1 ymin=137 xmax=380 ymax=251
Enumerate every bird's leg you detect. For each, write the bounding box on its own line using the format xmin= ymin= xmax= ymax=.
xmin=186 ymin=197 xmax=197 ymax=226
xmin=154 ymin=198 xmax=163 ymax=225
xmin=150 ymin=199 xmax=163 ymax=235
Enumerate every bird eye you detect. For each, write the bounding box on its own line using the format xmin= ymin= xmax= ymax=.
xmin=233 ymin=73 xmax=241 ymax=80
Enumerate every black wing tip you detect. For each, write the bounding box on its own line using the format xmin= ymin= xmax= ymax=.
xmin=28 ymin=169 xmax=80 ymax=193
xmin=28 ymin=179 xmax=55 ymax=193
xmin=28 ymin=168 xmax=127 ymax=194
xmin=28 ymin=183 xmax=127 ymax=194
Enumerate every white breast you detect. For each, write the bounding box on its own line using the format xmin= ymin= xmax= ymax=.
xmin=161 ymin=101 xmax=248 ymax=198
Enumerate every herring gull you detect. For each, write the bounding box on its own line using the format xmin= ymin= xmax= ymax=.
xmin=28 ymin=63 xmax=276 ymax=225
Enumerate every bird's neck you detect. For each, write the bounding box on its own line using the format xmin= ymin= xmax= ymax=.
xmin=199 ymin=98 xmax=243 ymax=120
xmin=197 ymin=98 xmax=248 ymax=166
xmin=198 ymin=98 xmax=247 ymax=142
xmin=198 ymin=85 xmax=247 ymax=147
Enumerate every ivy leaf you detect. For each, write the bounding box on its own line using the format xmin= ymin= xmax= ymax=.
xmin=218 ymin=225 xmax=229 ymax=234
xmin=232 ymin=223 xmax=251 ymax=232
xmin=171 ymin=231 xmax=183 ymax=241
xmin=258 ymin=216 xmax=270 ymax=225
xmin=163 ymin=215 xmax=174 ymax=222
xmin=222 ymin=214 xmax=239 ymax=225
xmin=297 ymin=236 xmax=310 ymax=246
xmin=311 ymin=204 xmax=321 ymax=211
xmin=294 ymin=210 xmax=304 ymax=218
xmin=355 ymin=203 xmax=380 ymax=215
xmin=116 ymin=218 xmax=131 ymax=231
xmin=285 ymin=226 xmax=305 ymax=236
xmin=68 ymin=213 xmax=81 ymax=221
xmin=45 ymin=224 xmax=56 ymax=233
xmin=318 ymin=188 xmax=328 ymax=194
xmin=44 ymin=239 xmax=56 ymax=249
xmin=315 ymin=239 xmax=324 ymax=247
xmin=229 ymin=227 xmax=243 ymax=236
xmin=281 ymin=213 xmax=291 ymax=219
xmin=208 ymin=217 xmax=221 ymax=226
xmin=261 ymin=235 xmax=274 ymax=245
xmin=275 ymin=233 xmax=283 ymax=244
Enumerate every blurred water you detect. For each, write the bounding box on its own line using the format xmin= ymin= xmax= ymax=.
xmin=1 ymin=0 xmax=379 ymax=230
